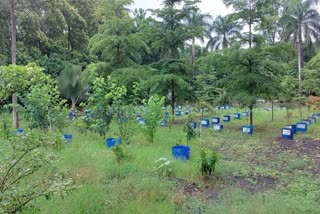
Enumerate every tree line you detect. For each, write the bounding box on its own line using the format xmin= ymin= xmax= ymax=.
xmin=1 ymin=0 xmax=320 ymax=126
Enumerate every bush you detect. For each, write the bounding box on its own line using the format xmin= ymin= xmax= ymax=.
xmin=111 ymin=145 xmax=130 ymax=163
xmin=20 ymin=82 xmax=68 ymax=131
xmin=200 ymin=149 xmax=219 ymax=177
xmin=153 ymin=157 xmax=174 ymax=177
xmin=141 ymin=95 xmax=165 ymax=143
xmin=0 ymin=130 xmax=75 ymax=213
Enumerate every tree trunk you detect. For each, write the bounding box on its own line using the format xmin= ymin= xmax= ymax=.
xmin=297 ymin=41 xmax=302 ymax=81
xmin=12 ymin=94 xmax=19 ymax=128
xmin=9 ymin=0 xmax=19 ymax=129
xmin=271 ymin=100 xmax=274 ymax=121
xmin=71 ymin=98 xmax=76 ymax=112
xmin=171 ymin=80 xmax=175 ymax=122
xmin=249 ymin=105 xmax=253 ymax=126
xmin=248 ymin=0 xmax=252 ymax=49
xmin=296 ymin=24 xmax=304 ymax=80
xmin=191 ymin=37 xmax=195 ymax=80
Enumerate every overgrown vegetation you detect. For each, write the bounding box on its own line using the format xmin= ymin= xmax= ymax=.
xmin=1 ymin=0 xmax=320 ymax=212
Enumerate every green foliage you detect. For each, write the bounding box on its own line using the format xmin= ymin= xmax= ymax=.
xmin=183 ymin=117 xmax=197 ymax=143
xmin=288 ymin=159 xmax=306 ymax=171
xmin=303 ymin=52 xmax=320 ymax=95
xmin=286 ymin=177 xmax=320 ymax=202
xmin=89 ymin=17 xmax=149 ymax=72
xmin=20 ymin=81 xmax=68 ymax=131
xmin=0 ymin=112 xmax=10 ymax=139
xmin=200 ymin=149 xmax=219 ymax=177
xmin=0 ymin=130 xmax=75 ymax=213
xmin=143 ymin=58 xmax=196 ymax=115
xmin=206 ymin=15 xmax=241 ymax=50
xmin=114 ymin=107 xmax=134 ymax=145
xmin=222 ymin=44 xmax=295 ymax=124
xmin=111 ymin=66 xmax=155 ymax=101
xmin=0 ymin=64 xmax=49 ymax=102
xmin=86 ymin=77 xmax=127 ymax=138
xmin=74 ymin=116 xmax=90 ymax=135
xmin=111 ymin=145 xmax=130 ymax=163
xmin=141 ymin=95 xmax=165 ymax=143
xmin=151 ymin=0 xmax=199 ymax=58
xmin=111 ymin=87 xmax=132 ymax=144
xmin=153 ymin=157 xmax=174 ymax=177
xmin=40 ymin=53 xmax=66 ymax=78
xmin=58 ymin=63 xmax=89 ymax=111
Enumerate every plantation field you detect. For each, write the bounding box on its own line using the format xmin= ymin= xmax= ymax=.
xmin=18 ymin=107 xmax=320 ymax=213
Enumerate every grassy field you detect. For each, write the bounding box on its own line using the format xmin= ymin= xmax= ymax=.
xmin=17 ymin=107 xmax=320 ymax=213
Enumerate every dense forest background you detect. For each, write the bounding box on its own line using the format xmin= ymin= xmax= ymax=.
xmin=1 ymin=0 xmax=320 ymax=126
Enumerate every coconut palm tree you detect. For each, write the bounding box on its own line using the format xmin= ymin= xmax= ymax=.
xmin=280 ymin=0 xmax=320 ymax=81
xmin=206 ymin=15 xmax=242 ymax=51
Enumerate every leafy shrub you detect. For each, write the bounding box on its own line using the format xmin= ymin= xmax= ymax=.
xmin=86 ymin=77 xmax=127 ymax=138
xmin=183 ymin=116 xmax=198 ymax=144
xmin=141 ymin=95 xmax=165 ymax=143
xmin=0 ymin=130 xmax=75 ymax=213
xmin=200 ymin=149 xmax=219 ymax=176
xmin=153 ymin=157 xmax=174 ymax=177
xmin=20 ymin=81 xmax=68 ymax=131
xmin=112 ymin=145 xmax=130 ymax=163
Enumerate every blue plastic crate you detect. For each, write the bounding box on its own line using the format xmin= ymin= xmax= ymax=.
xmin=285 ymin=124 xmax=297 ymax=134
xmin=296 ymin=123 xmax=307 ymax=132
xmin=242 ymin=125 xmax=253 ymax=135
xmin=160 ymin=119 xmax=168 ymax=127
xmin=191 ymin=122 xmax=197 ymax=129
xmin=172 ymin=145 xmax=190 ymax=160
xmin=213 ymin=124 xmax=223 ymax=131
xmin=175 ymin=111 xmax=181 ymax=116
xmin=84 ymin=110 xmax=91 ymax=116
xmin=309 ymin=117 xmax=316 ymax=123
xmin=302 ymin=119 xmax=311 ymax=126
xmin=242 ymin=112 xmax=249 ymax=117
xmin=223 ymin=115 xmax=231 ymax=122
xmin=106 ymin=137 xmax=121 ymax=148
xmin=138 ymin=118 xmax=146 ymax=125
xmin=234 ymin=113 xmax=241 ymax=119
xmin=164 ymin=112 xmax=169 ymax=118
xmin=63 ymin=134 xmax=72 ymax=143
xmin=281 ymin=128 xmax=293 ymax=140
xmin=66 ymin=112 xmax=75 ymax=119
xmin=201 ymin=119 xmax=210 ymax=128
xmin=212 ymin=117 xmax=220 ymax=125
xmin=17 ymin=128 xmax=24 ymax=135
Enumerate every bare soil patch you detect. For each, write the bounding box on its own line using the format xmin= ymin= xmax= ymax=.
xmin=277 ymin=138 xmax=320 ymax=157
xmin=175 ymin=178 xmax=220 ymax=200
xmin=233 ymin=175 xmax=276 ymax=192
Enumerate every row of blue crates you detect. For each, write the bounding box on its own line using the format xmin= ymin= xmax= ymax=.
xmin=189 ymin=120 xmax=253 ymax=135
xmin=281 ymin=114 xmax=319 ymax=140
xmin=164 ymin=105 xmax=231 ymax=111
xmin=16 ymin=129 xmax=73 ymax=144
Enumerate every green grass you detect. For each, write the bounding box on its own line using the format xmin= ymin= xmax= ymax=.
xmin=12 ymin=107 xmax=320 ymax=213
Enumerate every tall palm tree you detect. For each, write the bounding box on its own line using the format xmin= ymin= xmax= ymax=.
xmin=206 ymin=15 xmax=242 ymax=51
xmin=184 ymin=10 xmax=212 ymax=65
xmin=281 ymin=0 xmax=320 ymax=81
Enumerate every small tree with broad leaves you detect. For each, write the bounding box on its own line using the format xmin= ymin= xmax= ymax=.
xmin=0 ymin=130 xmax=75 ymax=213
